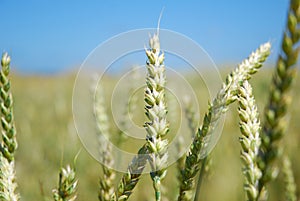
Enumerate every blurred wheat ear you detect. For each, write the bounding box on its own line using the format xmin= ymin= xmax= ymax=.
xmin=116 ymin=66 xmax=140 ymax=146
xmin=93 ymin=85 xmax=116 ymax=201
xmin=258 ymin=0 xmax=300 ymax=198
xmin=282 ymin=155 xmax=297 ymax=201
xmin=0 ymin=53 xmax=20 ymax=201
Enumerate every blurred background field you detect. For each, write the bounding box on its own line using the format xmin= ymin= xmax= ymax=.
xmin=10 ymin=67 xmax=300 ymax=201
xmin=1 ymin=1 xmax=298 ymax=200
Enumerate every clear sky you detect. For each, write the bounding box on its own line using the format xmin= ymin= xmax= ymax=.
xmin=0 ymin=1 xmax=289 ymax=74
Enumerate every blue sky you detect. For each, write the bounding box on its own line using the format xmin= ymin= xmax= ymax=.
xmin=0 ymin=1 xmax=289 ymax=74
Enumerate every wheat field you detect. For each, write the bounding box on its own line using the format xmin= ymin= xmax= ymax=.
xmin=8 ymin=68 xmax=299 ymax=201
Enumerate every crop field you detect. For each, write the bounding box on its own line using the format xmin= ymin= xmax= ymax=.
xmin=9 ymin=68 xmax=300 ymax=201
xmin=1 ymin=1 xmax=300 ymax=201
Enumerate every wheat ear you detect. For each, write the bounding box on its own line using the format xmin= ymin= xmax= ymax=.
xmin=258 ymin=0 xmax=300 ymax=197
xmin=184 ymin=98 xmax=198 ymax=136
xmin=94 ymin=86 xmax=116 ymax=201
xmin=282 ymin=155 xmax=297 ymax=201
xmin=144 ymin=32 xmax=169 ymax=201
xmin=178 ymin=43 xmax=271 ymax=201
xmin=0 ymin=53 xmax=20 ymax=201
xmin=116 ymin=145 xmax=148 ymax=201
xmin=117 ymin=66 xmax=139 ymax=145
xmin=0 ymin=155 xmax=19 ymax=201
xmin=0 ymin=53 xmax=17 ymax=161
xmin=237 ymin=81 xmax=262 ymax=201
xmin=53 ymin=165 xmax=78 ymax=201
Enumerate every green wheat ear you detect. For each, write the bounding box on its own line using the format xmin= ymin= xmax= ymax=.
xmin=53 ymin=165 xmax=78 ymax=201
xmin=0 ymin=53 xmax=20 ymax=201
xmin=178 ymin=43 xmax=270 ymax=201
xmin=258 ymin=0 xmax=300 ymax=197
xmin=0 ymin=52 xmax=17 ymax=162
xmin=116 ymin=144 xmax=148 ymax=201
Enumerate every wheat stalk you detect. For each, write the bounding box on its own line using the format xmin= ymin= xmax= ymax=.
xmin=0 ymin=53 xmax=20 ymax=201
xmin=178 ymin=43 xmax=271 ymax=201
xmin=193 ymin=155 xmax=213 ymax=201
xmin=258 ymin=0 xmax=300 ymax=197
xmin=53 ymin=165 xmax=78 ymax=201
xmin=237 ymin=81 xmax=262 ymax=201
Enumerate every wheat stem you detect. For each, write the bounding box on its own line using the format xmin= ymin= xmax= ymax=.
xmin=193 ymin=157 xmax=207 ymax=201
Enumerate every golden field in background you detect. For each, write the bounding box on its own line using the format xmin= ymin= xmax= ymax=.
xmin=10 ymin=69 xmax=300 ymax=201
